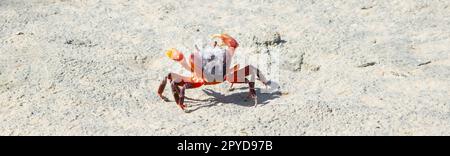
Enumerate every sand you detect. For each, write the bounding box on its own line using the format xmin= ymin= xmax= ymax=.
xmin=0 ymin=0 xmax=449 ymax=135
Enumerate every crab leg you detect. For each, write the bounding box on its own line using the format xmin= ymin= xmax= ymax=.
xmin=226 ymin=65 xmax=269 ymax=84
xmin=174 ymin=81 xmax=203 ymax=110
xmin=157 ymin=72 xmax=205 ymax=111
xmin=225 ymin=65 xmax=271 ymax=106
xmin=225 ymin=78 xmax=258 ymax=107
xmin=248 ymin=82 xmax=257 ymax=107
xmin=157 ymin=77 xmax=168 ymax=100
xmin=178 ymin=83 xmax=196 ymax=110
xmin=170 ymin=81 xmax=181 ymax=107
xmin=157 ymin=73 xmax=192 ymax=99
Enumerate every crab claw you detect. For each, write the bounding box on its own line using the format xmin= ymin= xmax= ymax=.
xmin=165 ymin=48 xmax=184 ymax=62
xmin=211 ymin=33 xmax=239 ymax=49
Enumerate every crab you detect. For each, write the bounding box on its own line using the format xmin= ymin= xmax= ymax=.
xmin=157 ymin=33 xmax=279 ymax=111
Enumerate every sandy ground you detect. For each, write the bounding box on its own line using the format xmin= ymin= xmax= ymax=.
xmin=1 ymin=0 xmax=449 ymax=135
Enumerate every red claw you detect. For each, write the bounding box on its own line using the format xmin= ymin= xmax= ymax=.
xmin=211 ymin=34 xmax=239 ymax=49
xmin=166 ymin=48 xmax=184 ymax=62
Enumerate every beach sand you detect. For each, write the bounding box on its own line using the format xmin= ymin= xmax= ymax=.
xmin=0 ymin=0 xmax=449 ymax=135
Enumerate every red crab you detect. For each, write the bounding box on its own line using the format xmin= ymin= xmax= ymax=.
xmin=157 ymin=33 xmax=279 ymax=111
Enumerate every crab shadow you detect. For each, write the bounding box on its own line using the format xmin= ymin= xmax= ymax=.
xmin=184 ymin=87 xmax=281 ymax=113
